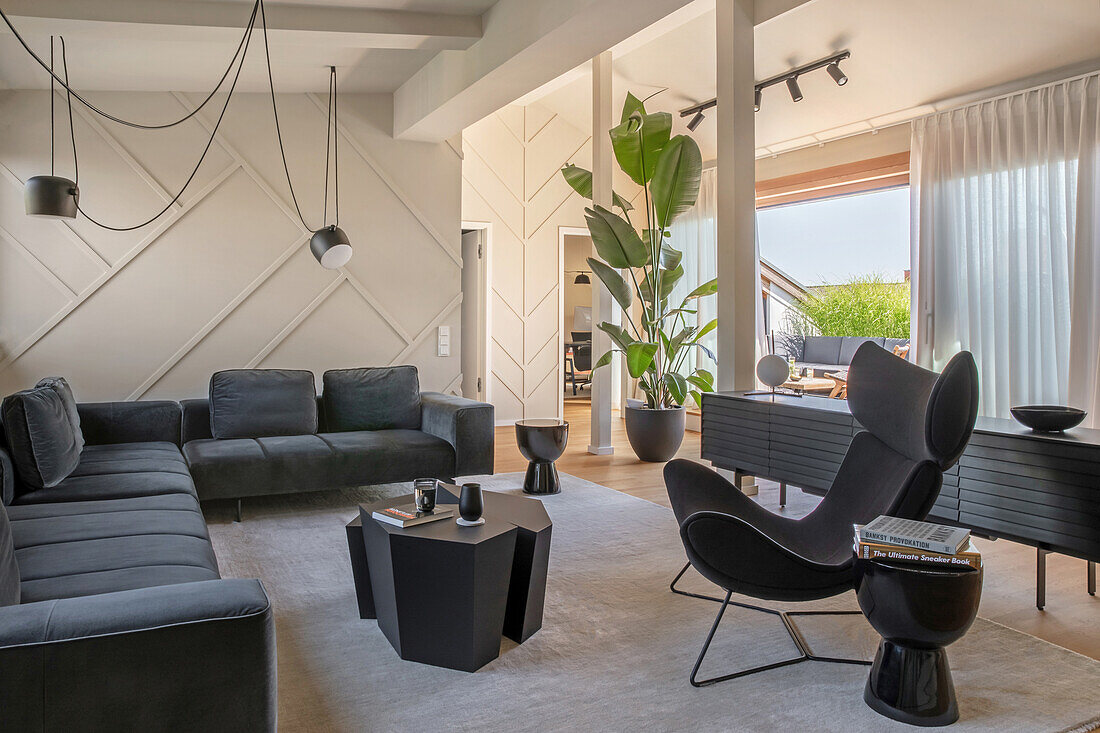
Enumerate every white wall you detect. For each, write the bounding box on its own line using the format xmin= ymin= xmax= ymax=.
xmin=0 ymin=90 xmax=463 ymax=401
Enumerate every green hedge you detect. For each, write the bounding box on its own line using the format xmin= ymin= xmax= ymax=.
xmin=788 ymin=275 xmax=910 ymax=338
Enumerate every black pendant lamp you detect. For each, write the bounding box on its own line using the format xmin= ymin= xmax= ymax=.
xmin=311 ymin=66 xmax=351 ymax=269
xmin=573 ymin=272 xmax=591 ymax=284
xmin=26 ymin=37 xmax=78 ymax=219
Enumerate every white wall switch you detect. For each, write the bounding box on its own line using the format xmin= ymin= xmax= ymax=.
xmin=437 ymin=325 xmax=451 ymax=356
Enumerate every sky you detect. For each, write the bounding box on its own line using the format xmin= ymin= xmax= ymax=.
xmin=757 ymin=187 xmax=911 ymax=287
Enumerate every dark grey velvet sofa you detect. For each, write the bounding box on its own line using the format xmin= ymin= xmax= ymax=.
xmin=775 ymin=334 xmax=910 ymax=376
xmin=180 ymin=367 xmax=495 ymax=503
xmin=0 ymin=399 xmax=276 ymax=732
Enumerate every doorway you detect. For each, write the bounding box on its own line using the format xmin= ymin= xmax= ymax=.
xmin=563 ymin=233 xmax=594 ymax=403
xmin=460 ymin=225 xmax=489 ymax=403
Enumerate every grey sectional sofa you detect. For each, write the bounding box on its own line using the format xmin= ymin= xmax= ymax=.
xmin=0 ymin=366 xmax=494 ymax=730
xmin=0 ymin=397 xmax=275 ymax=732
xmin=775 ymin=334 xmax=910 ymax=376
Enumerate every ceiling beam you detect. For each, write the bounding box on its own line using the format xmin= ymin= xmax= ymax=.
xmin=393 ymin=0 xmax=819 ymax=142
xmin=2 ymin=0 xmax=483 ymax=52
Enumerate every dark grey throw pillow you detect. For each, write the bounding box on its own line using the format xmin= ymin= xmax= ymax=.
xmin=210 ymin=369 xmax=318 ymax=439
xmin=1 ymin=385 xmax=82 ymax=489
xmin=36 ymin=377 xmax=84 ymax=452
xmin=322 ymin=366 xmax=421 ymax=432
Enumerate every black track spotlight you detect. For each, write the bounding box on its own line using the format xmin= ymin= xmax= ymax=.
xmin=827 ymin=61 xmax=848 ymax=86
xmin=687 ymin=111 xmax=705 ymax=131
xmin=786 ymin=76 xmax=803 ymax=103
xmin=754 ymin=87 xmax=762 ymax=112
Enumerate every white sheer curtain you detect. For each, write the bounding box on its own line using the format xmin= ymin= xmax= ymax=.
xmin=669 ymin=168 xmax=767 ymax=383
xmin=911 ymin=73 xmax=1100 ymax=422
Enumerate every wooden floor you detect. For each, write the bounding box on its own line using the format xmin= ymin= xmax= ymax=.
xmin=495 ymin=399 xmax=1100 ymax=660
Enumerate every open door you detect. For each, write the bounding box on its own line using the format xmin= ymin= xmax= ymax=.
xmin=460 ymin=228 xmax=488 ymax=401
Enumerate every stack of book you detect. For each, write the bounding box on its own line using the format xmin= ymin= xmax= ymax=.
xmin=855 ymin=515 xmax=981 ymax=570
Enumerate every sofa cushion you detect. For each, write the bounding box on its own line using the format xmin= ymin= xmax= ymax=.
xmin=839 ymin=337 xmax=886 ymax=365
xmin=7 ymin=492 xmax=201 ymax=521
xmin=0 ymin=502 xmax=18 ymax=606
xmin=36 ymin=377 xmax=84 ymax=452
xmin=884 ymin=337 xmax=910 ymax=356
xmin=323 ymin=429 xmax=455 ymax=482
xmin=69 ymin=442 xmax=191 ymax=479
xmin=13 ymin=471 xmax=197 ymax=505
xmin=1 ymin=385 xmax=82 ymax=490
xmin=209 ymin=369 xmax=317 ymax=439
xmin=802 ymin=336 xmax=843 ymax=365
xmin=322 ymin=366 xmax=422 ymax=432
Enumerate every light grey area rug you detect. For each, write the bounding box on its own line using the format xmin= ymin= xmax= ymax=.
xmin=205 ymin=474 xmax=1100 ymax=732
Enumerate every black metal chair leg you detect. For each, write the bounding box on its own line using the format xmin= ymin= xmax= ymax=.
xmin=676 ymin=563 xmax=872 ymax=687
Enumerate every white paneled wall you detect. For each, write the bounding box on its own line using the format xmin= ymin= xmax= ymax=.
xmin=462 ymin=103 xmax=641 ymax=423
xmin=0 ymin=90 xmax=463 ymax=402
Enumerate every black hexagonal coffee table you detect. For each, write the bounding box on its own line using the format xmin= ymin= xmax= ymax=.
xmin=345 ymin=483 xmax=552 ymax=672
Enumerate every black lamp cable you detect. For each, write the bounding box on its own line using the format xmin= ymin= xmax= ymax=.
xmin=322 ymin=66 xmax=333 ymax=227
xmin=0 ymin=0 xmax=259 ymax=130
xmin=60 ymin=36 xmax=77 ymax=187
xmin=48 ymin=36 xmax=54 ymax=175
xmin=71 ymin=13 xmax=255 ymax=231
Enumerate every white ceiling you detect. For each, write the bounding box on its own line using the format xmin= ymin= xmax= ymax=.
xmin=527 ymin=0 xmax=1100 ymax=158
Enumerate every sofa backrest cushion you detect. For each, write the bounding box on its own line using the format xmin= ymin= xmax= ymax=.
xmin=209 ymin=370 xmax=318 ymax=439
xmin=0 ymin=501 xmax=18 ymax=606
xmin=884 ymin=337 xmax=911 ymax=356
xmin=35 ymin=377 xmax=84 ymax=453
xmin=838 ymin=336 xmax=885 ymax=365
xmin=322 ymin=366 xmax=421 ymax=432
xmin=802 ymin=336 xmax=843 ymax=365
xmin=1 ymin=385 xmax=82 ymax=489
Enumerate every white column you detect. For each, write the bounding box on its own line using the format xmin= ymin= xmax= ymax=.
xmin=715 ymin=0 xmax=757 ymax=392
xmin=589 ymin=50 xmax=615 ymax=455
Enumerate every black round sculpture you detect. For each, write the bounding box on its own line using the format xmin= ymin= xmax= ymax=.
xmin=457 ymin=483 xmax=485 ymax=526
xmin=515 ymin=419 xmax=569 ymax=495
xmin=1010 ymin=405 xmax=1086 ymax=432
xmin=854 ymin=557 xmax=983 ymax=726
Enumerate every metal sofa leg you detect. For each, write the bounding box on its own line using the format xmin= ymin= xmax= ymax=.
xmin=1037 ymin=548 xmax=1048 ymax=609
xmin=1089 ymin=561 xmax=1096 ymax=596
xmin=235 ymin=499 xmax=242 ymax=523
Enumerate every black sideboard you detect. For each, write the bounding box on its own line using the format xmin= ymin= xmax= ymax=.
xmin=701 ymin=391 xmax=1099 ymax=608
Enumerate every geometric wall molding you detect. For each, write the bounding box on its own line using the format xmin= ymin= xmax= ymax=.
xmin=0 ymin=89 xmax=463 ymax=402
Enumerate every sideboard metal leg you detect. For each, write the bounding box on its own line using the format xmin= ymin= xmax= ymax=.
xmin=1036 ymin=548 xmax=1049 ymax=610
xmin=779 ymin=482 xmax=787 ymax=508
xmin=1089 ymin=561 xmax=1096 ymax=596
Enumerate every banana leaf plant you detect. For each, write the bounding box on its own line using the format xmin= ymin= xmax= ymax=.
xmin=561 ymin=93 xmax=717 ymax=410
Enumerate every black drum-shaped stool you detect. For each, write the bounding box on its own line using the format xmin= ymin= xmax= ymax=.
xmin=854 ymin=557 xmax=983 ymax=727
xmin=515 ymin=419 xmax=568 ymax=495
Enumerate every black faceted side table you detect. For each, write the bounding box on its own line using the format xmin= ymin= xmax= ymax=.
xmin=515 ymin=418 xmax=569 ymax=495
xmin=854 ymin=557 xmax=983 ymax=727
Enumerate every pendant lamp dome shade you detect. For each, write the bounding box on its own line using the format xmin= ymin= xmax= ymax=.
xmin=310 ymin=225 xmax=352 ymax=269
xmin=25 ymin=175 xmax=78 ymax=219
xmin=573 ymin=273 xmax=591 ymax=284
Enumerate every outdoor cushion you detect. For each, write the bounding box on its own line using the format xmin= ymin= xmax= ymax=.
xmin=322 ymin=366 xmax=422 ymax=432
xmin=36 ymin=377 xmax=84 ymax=452
xmin=838 ymin=336 xmax=885 ymax=365
xmin=0 ymin=502 xmax=18 ymax=606
xmin=209 ymin=369 xmax=317 ymax=439
xmin=884 ymin=337 xmax=910 ymax=355
xmin=802 ymin=336 xmax=843 ymax=365
xmin=1 ymin=385 xmax=82 ymax=490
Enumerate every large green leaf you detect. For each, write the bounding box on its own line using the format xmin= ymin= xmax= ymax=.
xmin=609 ymin=111 xmax=672 ymax=186
xmin=593 ymin=350 xmax=614 ymax=369
xmin=560 ymin=164 xmax=633 ymax=212
xmin=625 ymin=342 xmax=659 ymax=378
xmin=597 ymin=322 xmax=633 ymax=352
xmin=660 ymin=242 xmax=683 ymax=270
xmin=620 ymin=92 xmax=646 ymax=124
xmin=663 ymin=372 xmax=688 ymax=406
xmin=686 ymin=373 xmax=713 ymax=392
xmin=651 ymin=135 xmax=702 ymax=229
xmin=659 ymin=264 xmax=685 ymax=301
xmin=693 ymin=318 xmax=718 ymax=342
xmin=684 ymin=277 xmax=718 ymax=300
xmin=584 ymin=206 xmax=648 ymax=268
xmin=587 ymin=258 xmax=632 ymax=312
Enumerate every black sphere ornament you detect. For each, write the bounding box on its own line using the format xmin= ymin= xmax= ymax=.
xmin=457 ymin=483 xmax=485 ymax=527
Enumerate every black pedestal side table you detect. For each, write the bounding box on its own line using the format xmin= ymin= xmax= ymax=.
xmin=515 ymin=418 xmax=569 ymax=495
xmin=854 ymin=557 xmax=983 ymax=727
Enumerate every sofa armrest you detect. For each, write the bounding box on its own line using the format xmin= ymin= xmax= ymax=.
xmin=420 ymin=392 xmax=494 ymax=477
xmin=76 ymin=401 xmax=182 ymax=447
xmin=0 ymin=578 xmax=275 ymax=732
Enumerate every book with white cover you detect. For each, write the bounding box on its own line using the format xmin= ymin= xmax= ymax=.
xmin=857 ymin=516 xmax=970 ymax=555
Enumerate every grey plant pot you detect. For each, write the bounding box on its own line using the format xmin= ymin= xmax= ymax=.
xmin=624 ymin=405 xmax=686 ymax=462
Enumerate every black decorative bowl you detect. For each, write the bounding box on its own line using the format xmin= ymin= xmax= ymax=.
xmin=1010 ymin=405 xmax=1087 ymax=432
